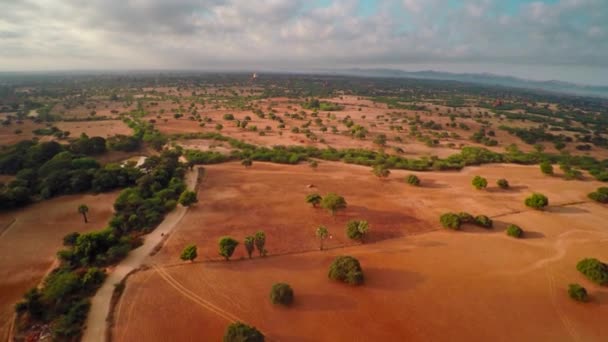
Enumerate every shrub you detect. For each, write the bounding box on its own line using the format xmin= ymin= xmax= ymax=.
xmin=316 ymin=226 xmax=329 ymax=250
xmin=223 ymin=322 xmax=264 ymax=342
xmin=254 ymin=231 xmax=266 ymax=257
xmin=269 ymin=283 xmax=294 ymax=306
xmin=178 ymin=190 xmax=197 ymax=207
xmin=63 ymin=232 xmax=80 ymax=246
xmin=320 ymin=193 xmax=347 ymax=215
xmin=440 ymin=213 xmax=461 ymax=230
xmin=328 ymin=256 xmax=364 ymax=285
xmin=568 ymin=284 xmax=588 ymax=302
xmin=180 ymin=244 xmax=197 ymax=262
xmin=540 ymin=161 xmax=553 ymax=175
xmin=472 ymin=175 xmax=488 ymax=190
xmin=223 ymin=114 xmax=235 ymax=121
xmin=345 ymin=220 xmax=369 ymax=243
xmin=525 ymin=193 xmax=549 ymax=210
xmin=406 ymin=174 xmax=420 ymax=186
xmin=588 ymin=187 xmax=608 ymax=203
xmin=244 ymin=236 xmax=255 ymax=258
xmin=305 ymin=193 xmax=322 ymax=208
xmin=219 ymin=237 xmax=239 ymax=261
xmin=372 ymin=164 xmax=390 ymax=178
xmin=576 ymin=258 xmax=608 ymax=285
xmin=241 ymin=158 xmax=253 ymax=168
xmin=496 ymin=178 xmax=509 ymax=189
xmin=457 ymin=212 xmax=474 ymax=224
xmin=506 ymin=224 xmax=523 ymax=238
xmin=474 ymin=215 xmax=493 ymax=228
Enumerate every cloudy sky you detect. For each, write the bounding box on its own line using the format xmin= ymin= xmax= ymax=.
xmin=1 ymin=0 xmax=607 ymax=85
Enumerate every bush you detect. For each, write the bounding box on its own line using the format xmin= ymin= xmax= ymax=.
xmin=406 ymin=174 xmax=420 ymax=186
xmin=180 ymin=244 xmax=197 ymax=262
xmin=219 ymin=237 xmax=239 ymax=261
xmin=440 ymin=213 xmax=461 ymax=230
xmin=540 ymin=161 xmax=554 ymax=175
xmin=320 ymin=193 xmax=347 ymax=215
xmin=372 ymin=164 xmax=390 ymax=178
xmin=328 ymin=256 xmax=364 ymax=285
xmin=345 ymin=220 xmax=369 ymax=243
xmin=525 ymin=193 xmax=549 ymax=210
xmin=223 ymin=322 xmax=265 ymax=342
xmin=588 ymin=187 xmax=608 ymax=203
xmin=576 ymin=258 xmax=608 ymax=285
xmin=269 ymin=283 xmax=294 ymax=306
xmin=568 ymin=283 xmax=588 ymax=302
xmin=223 ymin=114 xmax=235 ymax=121
xmin=474 ymin=215 xmax=493 ymax=228
xmin=305 ymin=193 xmax=322 ymax=207
xmin=506 ymin=224 xmax=523 ymax=238
xmin=458 ymin=212 xmax=474 ymax=224
xmin=496 ymin=178 xmax=509 ymax=189
xmin=178 ymin=190 xmax=197 ymax=207
xmin=472 ymin=175 xmax=488 ymax=190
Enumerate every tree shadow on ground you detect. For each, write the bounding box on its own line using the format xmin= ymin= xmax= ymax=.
xmin=523 ymin=231 xmax=545 ymax=239
xmin=363 ymin=267 xmax=424 ymax=291
xmin=421 ymin=179 xmax=449 ymax=189
xmin=486 ymin=184 xmax=529 ymax=193
xmin=546 ymin=206 xmax=588 ymax=214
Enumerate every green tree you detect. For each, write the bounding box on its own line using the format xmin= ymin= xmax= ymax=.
xmin=406 ymin=174 xmax=420 ymax=186
xmin=180 ymin=244 xmax=198 ymax=262
xmin=474 ymin=215 xmax=493 ymax=228
xmin=576 ymin=258 xmax=608 ymax=285
xmin=506 ymin=224 xmax=523 ymax=238
xmin=320 ymin=193 xmax=347 ymax=216
xmin=328 ymin=256 xmax=364 ymax=285
xmin=372 ymin=164 xmax=390 ymax=179
xmin=244 ymin=236 xmax=255 ymax=258
xmin=457 ymin=212 xmax=474 ymax=224
xmin=540 ymin=161 xmax=554 ymax=175
xmin=471 ymin=175 xmax=488 ymax=190
xmin=373 ymin=134 xmax=387 ymax=146
xmin=241 ymin=158 xmax=253 ymax=168
xmin=178 ymin=190 xmax=198 ymax=207
xmin=440 ymin=213 xmax=461 ymax=230
xmin=496 ymin=178 xmax=509 ymax=189
xmin=78 ymin=204 xmax=89 ymax=223
xmin=588 ymin=187 xmax=608 ymax=203
xmin=525 ymin=193 xmax=549 ymax=210
xmin=568 ymin=284 xmax=588 ymax=302
xmin=346 ymin=220 xmax=369 ymax=243
xmin=270 ymin=283 xmax=294 ymax=306
xmin=316 ymin=225 xmax=329 ymax=250
xmin=306 ymin=193 xmax=322 ymax=208
xmin=254 ymin=231 xmax=266 ymax=257
xmin=223 ymin=322 xmax=264 ymax=342
xmin=219 ymin=237 xmax=239 ymax=261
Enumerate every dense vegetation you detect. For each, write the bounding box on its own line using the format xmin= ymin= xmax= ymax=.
xmin=576 ymin=258 xmax=608 ymax=285
xmin=269 ymin=283 xmax=294 ymax=306
xmin=223 ymin=322 xmax=265 ymax=342
xmin=328 ymin=256 xmax=364 ymax=285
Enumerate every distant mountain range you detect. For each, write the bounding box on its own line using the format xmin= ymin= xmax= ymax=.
xmin=327 ymin=68 xmax=608 ymax=99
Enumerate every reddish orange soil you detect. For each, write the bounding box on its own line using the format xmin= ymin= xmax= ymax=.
xmin=111 ymin=162 xmax=608 ymax=341
xmin=0 ymin=192 xmax=119 ymax=340
xmin=55 ymin=120 xmax=132 ymax=138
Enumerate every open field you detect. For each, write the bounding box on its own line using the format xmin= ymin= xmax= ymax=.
xmin=112 ymin=161 xmax=608 ymax=341
xmin=0 ymin=191 xmax=119 ymax=340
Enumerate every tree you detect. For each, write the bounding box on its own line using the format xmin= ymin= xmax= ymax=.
xmin=63 ymin=232 xmax=80 ymax=246
xmin=471 ymin=176 xmax=488 ymax=190
xmin=78 ymin=204 xmax=89 ymax=223
xmin=372 ymin=164 xmax=390 ymax=179
xmin=328 ymin=256 xmax=364 ymax=285
xmin=496 ymin=178 xmax=509 ymax=189
xmin=219 ymin=237 xmax=239 ymax=261
xmin=244 ymin=236 xmax=255 ymax=258
xmin=568 ymin=284 xmax=588 ymax=302
xmin=305 ymin=193 xmax=322 ymax=208
xmin=223 ymin=322 xmax=264 ymax=342
xmin=440 ymin=213 xmax=461 ymax=230
xmin=320 ymin=193 xmax=347 ymax=216
xmin=180 ymin=244 xmax=197 ymax=262
xmin=309 ymin=160 xmax=318 ymax=170
xmin=241 ymin=158 xmax=253 ymax=168
xmin=525 ymin=193 xmax=549 ymax=210
xmin=506 ymin=224 xmax=523 ymax=238
xmin=576 ymin=258 xmax=608 ymax=285
xmin=346 ymin=220 xmax=369 ymax=243
xmin=373 ymin=134 xmax=387 ymax=146
xmin=316 ymin=225 xmax=329 ymax=250
xmin=588 ymin=187 xmax=608 ymax=203
xmin=406 ymin=174 xmax=420 ymax=186
xmin=270 ymin=283 xmax=294 ymax=306
xmin=540 ymin=161 xmax=554 ymax=175
xmin=458 ymin=212 xmax=474 ymax=224
xmin=254 ymin=231 xmax=266 ymax=257
xmin=178 ymin=190 xmax=198 ymax=207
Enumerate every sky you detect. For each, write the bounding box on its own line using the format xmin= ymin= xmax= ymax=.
xmin=0 ymin=0 xmax=607 ymax=85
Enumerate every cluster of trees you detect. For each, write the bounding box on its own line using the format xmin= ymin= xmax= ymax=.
xmin=440 ymin=212 xmax=493 ymax=230
xmin=0 ymin=139 xmax=142 ymax=210
xmin=15 ymin=150 xmax=188 ymax=339
xmin=306 ymin=192 xmax=347 ymax=216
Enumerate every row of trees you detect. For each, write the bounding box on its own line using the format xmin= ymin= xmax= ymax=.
xmin=180 ymin=231 xmax=267 ymax=262
xmin=472 ymin=176 xmax=509 ymax=190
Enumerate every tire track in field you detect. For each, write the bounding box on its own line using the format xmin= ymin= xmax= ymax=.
xmin=152 ymin=264 xmax=241 ymax=323
xmin=116 ymin=271 xmax=155 ymax=342
xmin=546 ymin=269 xmax=579 ymax=342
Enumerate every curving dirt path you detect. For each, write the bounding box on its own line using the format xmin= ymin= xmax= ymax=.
xmin=81 ymin=167 xmax=201 ymax=342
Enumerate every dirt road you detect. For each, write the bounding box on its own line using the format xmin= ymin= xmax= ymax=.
xmin=81 ymin=167 xmax=201 ymax=342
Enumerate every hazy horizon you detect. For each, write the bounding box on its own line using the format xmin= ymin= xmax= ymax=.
xmin=1 ymin=0 xmax=607 ymax=85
